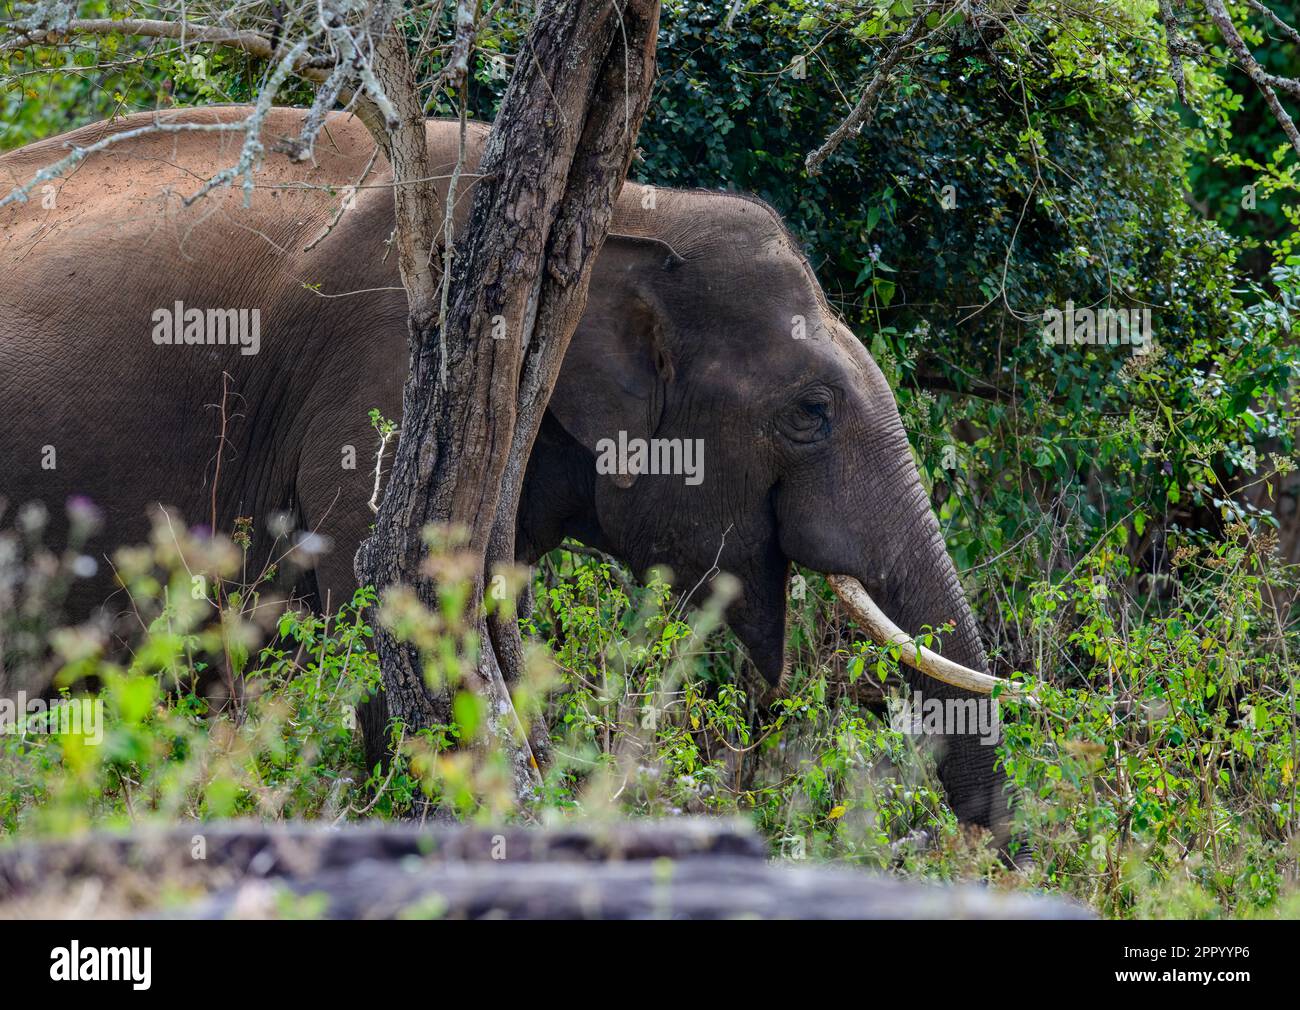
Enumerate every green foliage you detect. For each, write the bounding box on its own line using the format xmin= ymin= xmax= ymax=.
xmin=8 ymin=520 xmax=1297 ymax=915
xmin=0 ymin=507 xmax=381 ymax=833
xmin=1003 ymin=527 xmax=1300 ymax=916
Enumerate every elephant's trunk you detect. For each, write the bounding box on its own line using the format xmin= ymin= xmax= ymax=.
xmin=820 ymin=479 xmax=1016 ymax=843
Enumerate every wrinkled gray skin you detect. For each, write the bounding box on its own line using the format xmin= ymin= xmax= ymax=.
xmin=0 ymin=108 xmax=1011 ymax=842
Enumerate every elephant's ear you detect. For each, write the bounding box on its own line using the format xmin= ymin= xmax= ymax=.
xmin=549 ymin=233 xmax=682 ymax=489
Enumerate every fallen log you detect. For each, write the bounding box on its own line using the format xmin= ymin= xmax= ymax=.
xmin=0 ymin=820 xmax=1089 ymax=919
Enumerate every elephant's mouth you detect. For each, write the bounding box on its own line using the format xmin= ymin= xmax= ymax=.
xmin=825 ymin=574 xmax=1020 ymax=695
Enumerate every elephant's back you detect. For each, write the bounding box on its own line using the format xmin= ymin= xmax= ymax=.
xmin=0 ymin=108 xmax=410 ymax=520
xmin=1 ymin=107 xmax=383 ymax=274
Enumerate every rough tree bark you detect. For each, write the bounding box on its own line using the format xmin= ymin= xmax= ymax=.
xmin=354 ymin=0 xmax=661 ymax=798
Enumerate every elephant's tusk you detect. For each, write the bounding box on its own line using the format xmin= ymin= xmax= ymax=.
xmin=827 ymin=574 xmax=1022 ymax=696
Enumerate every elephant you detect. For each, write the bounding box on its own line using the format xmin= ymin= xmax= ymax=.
xmin=0 ymin=106 xmax=1014 ymax=844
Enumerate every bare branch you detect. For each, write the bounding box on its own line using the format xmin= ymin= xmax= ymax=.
xmin=182 ymin=37 xmax=313 ymax=207
xmin=318 ymin=0 xmax=400 ymax=130
xmin=805 ymin=14 xmax=932 ymax=177
xmin=0 ymin=17 xmax=332 ymax=80
xmin=723 ymin=0 xmax=746 ymax=33
xmin=0 ymin=2 xmax=405 ymax=205
xmin=0 ymin=117 xmax=244 ymax=209
xmin=1249 ymin=0 xmax=1300 ymax=47
xmin=1158 ymin=0 xmax=1198 ymax=104
xmin=1206 ymin=0 xmax=1300 ymax=157
xmin=279 ymin=0 xmax=400 ymax=160
xmin=303 ymin=145 xmax=380 ymax=251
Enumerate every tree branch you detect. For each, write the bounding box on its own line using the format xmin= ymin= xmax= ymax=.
xmin=0 ymin=17 xmax=333 ymax=80
xmin=1249 ymin=0 xmax=1300 ymax=47
xmin=805 ymin=14 xmax=932 ymax=176
xmin=1205 ymin=0 xmax=1300 ymax=156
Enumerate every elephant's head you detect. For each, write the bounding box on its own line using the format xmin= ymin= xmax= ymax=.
xmin=548 ymin=189 xmax=1013 ymax=841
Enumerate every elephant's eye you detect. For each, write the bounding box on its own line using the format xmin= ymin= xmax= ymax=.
xmin=782 ymin=388 xmax=834 ymax=443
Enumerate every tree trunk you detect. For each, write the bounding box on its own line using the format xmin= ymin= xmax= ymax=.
xmin=355 ymin=1 xmax=661 ymax=801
